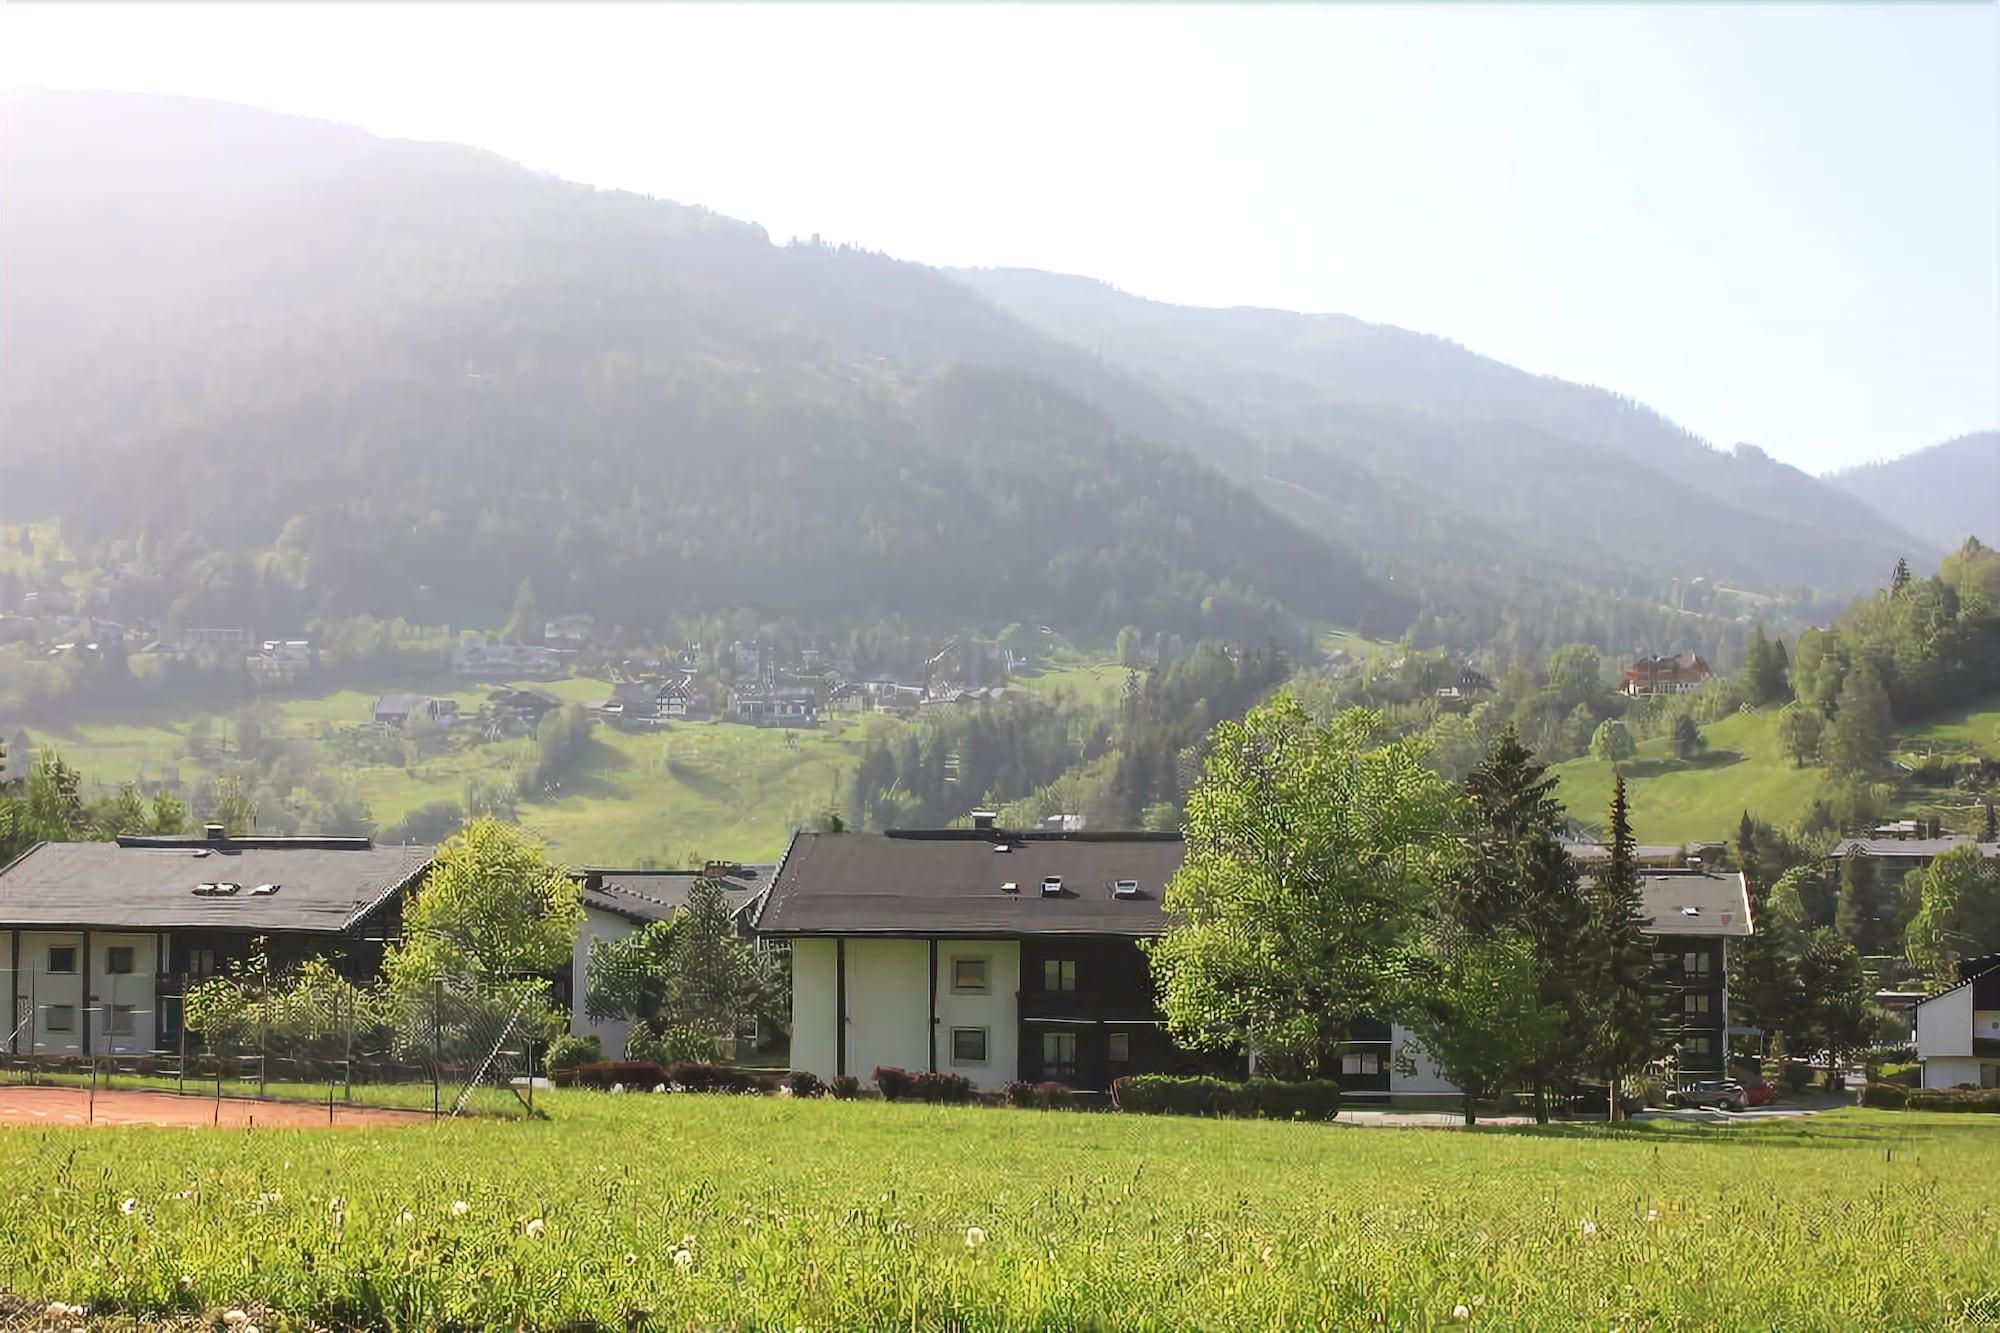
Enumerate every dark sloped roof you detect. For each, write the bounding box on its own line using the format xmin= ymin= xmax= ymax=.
xmin=1634 ymin=870 xmax=1753 ymax=937
xmin=755 ymin=831 xmax=1182 ymax=938
xmin=0 ymin=838 xmax=432 ymax=932
xmin=1830 ymin=838 xmax=2000 ymax=860
xmin=575 ymin=864 xmax=776 ymax=925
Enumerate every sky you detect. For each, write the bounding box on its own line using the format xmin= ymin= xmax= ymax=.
xmin=3 ymin=4 xmax=1994 ymax=472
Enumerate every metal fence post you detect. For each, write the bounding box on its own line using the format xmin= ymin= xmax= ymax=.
xmin=256 ymin=974 xmax=267 ymax=1100
xmin=431 ymin=979 xmax=442 ymax=1122
xmin=176 ymin=974 xmax=187 ymax=1096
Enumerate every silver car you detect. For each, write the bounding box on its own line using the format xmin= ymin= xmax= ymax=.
xmin=1666 ymin=1079 xmax=1747 ymax=1111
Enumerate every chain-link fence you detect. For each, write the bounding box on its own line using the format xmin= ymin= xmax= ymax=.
xmin=0 ymin=970 xmax=545 ymax=1121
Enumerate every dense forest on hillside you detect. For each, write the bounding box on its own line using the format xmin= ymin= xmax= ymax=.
xmin=0 ymin=92 xmax=1392 ymax=646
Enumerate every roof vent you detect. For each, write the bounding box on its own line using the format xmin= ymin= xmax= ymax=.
xmin=204 ymin=823 xmax=227 ymax=841
xmin=1686 ymin=856 xmax=1703 ymax=872
xmin=1041 ymin=876 xmax=1064 ymax=897
xmin=1114 ymin=879 xmax=1141 ymax=899
xmin=1680 ymin=906 xmax=1701 ymax=917
xmin=193 ymin=881 xmax=242 ymax=896
xmin=991 ymin=842 xmax=1011 ymax=853
xmin=1001 ymin=881 xmax=1018 ymax=894
xmin=250 ymin=883 xmax=281 ymax=896
xmin=970 ymin=810 xmax=997 ymax=831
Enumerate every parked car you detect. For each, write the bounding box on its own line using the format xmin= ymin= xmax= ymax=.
xmin=1666 ymin=1079 xmax=1748 ymax=1111
xmin=1565 ymin=1086 xmax=1646 ymax=1117
xmin=1742 ymin=1080 xmax=1777 ymax=1107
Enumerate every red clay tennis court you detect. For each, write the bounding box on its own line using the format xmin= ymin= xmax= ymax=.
xmin=0 ymin=1083 xmax=433 ymax=1128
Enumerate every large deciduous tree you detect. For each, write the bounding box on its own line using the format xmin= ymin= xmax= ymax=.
xmin=587 ymin=879 xmax=784 ymax=1061
xmin=1775 ymin=701 xmax=1824 ymax=768
xmin=1146 ymin=699 xmax=1460 ymax=1074
xmin=1905 ymin=844 xmax=2000 ymax=986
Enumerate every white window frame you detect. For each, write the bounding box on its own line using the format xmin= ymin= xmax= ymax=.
xmin=108 ymin=1004 xmax=136 ymax=1037
xmin=106 ymin=946 xmax=136 ymax=976
xmin=1341 ymin=1051 xmax=1382 ymax=1076
xmin=47 ymin=946 xmax=77 ymax=975
xmin=45 ymin=1004 xmax=75 ymax=1033
xmin=950 ymin=956 xmax=990 ymax=995
xmin=1043 ymin=959 xmax=1077 ymax=993
xmin=949 ymin=1026 xmax=989 ymax=1066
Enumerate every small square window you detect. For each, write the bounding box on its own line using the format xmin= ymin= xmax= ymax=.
xmin=1683 ymin=951 xmax=1711 ymax=975
xmin=1107 ymin=1031 xmax=1131 ymax=1063
xmin=1683 ymin=1035 xmax=1713 ymax=1059
xmin=1341 ymin=1052 xmax=1382 ymax=1076
xmin=951 ymin=957 xmax=989 ymax=994
xmin=106 ymin=946 xmax=135 ymax=975
xmin=47 ymin=946 xmax=77 ymax=975
xmin=951 ymin=1027 xmax=988 ymax=1064
xmin=186 ymin=948 xmax=218 ymax=979
xmin=45 ymin=1004 xmax=75 ymax=1033
xmin=1684 ymin=993 xmax=1711 ymax=1015
xmin=1043 ymin=959 xmax=1077 ymax=992
xmin=109 ymin=1004 xmax=136 ymax=1037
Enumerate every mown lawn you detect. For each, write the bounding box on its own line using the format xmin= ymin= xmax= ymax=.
xmin=0 ymin=1096 xmax=1992 ymax=1330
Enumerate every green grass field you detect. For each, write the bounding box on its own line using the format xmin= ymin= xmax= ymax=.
xmin=25 ymin=681 xmax=913 ymax=864
xmin=1901 ymin=699 xmax=2000 ymax=759
xmin=1551 ymin=708 xmax=1830 ymax=842
xmin=0 ymin=1097 xmax=1991 ymax=1329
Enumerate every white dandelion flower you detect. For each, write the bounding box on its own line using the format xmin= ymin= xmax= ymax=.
xmin=118 ymin=1197 xmax=138 ymax=1216
xmin=964 ymin=1225 xmax=988 ymax=1249
xmin=673 ymin=1248 xmax=694 ymax=1270
xmin=1451 ymin=1304 xmax=1472 ymax=1322
xmin=1578 ymin=1218 xmax=1598 ymax=1239
xmin=524 ymin=1218 xmax=546 ymax=1240
xmin=450 ymin=1200 xmax=470 ymax=1217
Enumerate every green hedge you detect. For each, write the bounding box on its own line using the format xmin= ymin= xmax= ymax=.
xmin=1905 ymin=1086 xmax=2000 ymax=1113
xmin=1110 ymin=1075 xmax=1340 ymax=1121
xmin=1861 ymin=1082 xmax=1908 ymax=1109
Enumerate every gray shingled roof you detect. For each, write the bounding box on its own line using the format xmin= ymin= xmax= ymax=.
xmin=0 ymin=838 xmax=432 ymax=932
xmin=1634 ymin=870 xmax=1754 ymax=937
xmin=755 ymin=831 xmax=1182 ymax=938
xmin=576 ymin=865 xmax=775 ymax=925
xmin=1830 ymin=838 xmax=2000 ymax=860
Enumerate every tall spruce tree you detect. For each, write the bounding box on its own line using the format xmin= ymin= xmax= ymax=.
xmin=1455 ymin=727 xmax=1594 ymax=1121
xmin=1585 ymin=775 xmax=1659 ymax=1120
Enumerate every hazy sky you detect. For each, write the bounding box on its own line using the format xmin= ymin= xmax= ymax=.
xmin=3 ymin=4 xmax=1994 ymax=472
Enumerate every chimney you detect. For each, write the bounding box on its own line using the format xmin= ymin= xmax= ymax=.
xmin=970 ymin=810 xmax=998 ymax=832
xmin=204 ymin=823 xmax=227 ymax=842
xmin=1686 ymin=855 xmax=1703 ymax=873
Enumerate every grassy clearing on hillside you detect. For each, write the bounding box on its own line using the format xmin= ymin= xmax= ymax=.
xmin=26 ymin=684 xmax=911 ymax=864
xmin=1552 ymin=708 xmax=1829 ymax=841
xmin=0 ymin=1098 xmax=1991 ymax=1329
xmin=1902 ymin=700 xmax=2000 ymax=759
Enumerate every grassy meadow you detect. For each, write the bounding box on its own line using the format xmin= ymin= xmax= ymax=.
xmin=0 ymin=1096 xmax=1992 ymax=1329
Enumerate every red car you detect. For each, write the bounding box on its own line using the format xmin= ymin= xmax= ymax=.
xmin=1742 ymin=1080 xmax=1777 ymax=1107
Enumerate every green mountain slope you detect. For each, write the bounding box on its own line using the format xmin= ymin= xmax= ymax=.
xmin=952 ymin=267 xmax=1937 ymax=595
xmin=0 ymin=91 xmax=1394 ymax=641
xmin=1826 ymin=432 xmax=1999 ymax=551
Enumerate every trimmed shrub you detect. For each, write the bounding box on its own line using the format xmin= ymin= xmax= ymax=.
xmin=874 ymin=1066 xmax=917 ymax=1102
xmin=1779 ymin=1061 xmax=1814 ymax=1093
xmin=1861 ymin=1082 xmax=1908 ymax=1110
xmin=1242 ymin=1078 xmax=1342 ymax=1121
xmin=1904 ymin=1087 xmax=2000 ymax=1113
xmin=558 ymin=1060 xmax=668 ymax=1090
xmin=664 ymin=1061 xmax=758 ymax=1094
xmin=545 ymin=1033 xmax=601 ymax=1073
xmin=912 ymin=1071 xmax=975 ymax=1104
xmin=627 ymin=1022 xmax=723 ymax=1067
xmin=781 ymin=1070 xmax=829 ymax=1098
xmin=1111 ymin=1075 xmax=1339 ymax=1120
xmin=829 ymin=1075 xmax=861 ymax=1100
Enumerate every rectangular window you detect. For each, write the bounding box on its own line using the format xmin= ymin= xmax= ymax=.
xmin=950 ymin=1027 xmax=988 ymax=1065
xmin=950 ymin=957 xmax=989 ymax=994
xmin=47 ymin=946 xmax=77 ymax=975
xmin=1107 ymin=1031 xmax=1131 ymax=1064
xmin=1683 ymin=951 xmax=1711 ymax=975
xmin=45 ymin=1004 xmax=74 ymax=1033
xmin=1683 ymin=1036 xmax=1713 ymax=1060
xmin=186 ymin=948 xmax=218 ymax=979
xmin=109 ymin=1004 xmax=135 ymax=1037
xmin=106 ymin=946 xmax=135 ymax=975
xmin=1684 ymin=993 xmax=1711 ymax=1015
xmin=1341 ymin=1052 xmax=1382 ymax=1076
xmin=1043 ymin=959 xmax=1077 ymax=992
xmin=1983 ymin=1064 xmax=1998 ymax=1090
xmin=1042 ymin=1030 xmax=1077 ymax=1073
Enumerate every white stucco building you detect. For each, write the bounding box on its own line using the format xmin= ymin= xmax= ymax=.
xmin=1914 ymin=957 xmax=2000 ymax=1090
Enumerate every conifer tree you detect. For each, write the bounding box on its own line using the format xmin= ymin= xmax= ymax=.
xmin=1585 ymin=775 xmax=1659 ymax=1120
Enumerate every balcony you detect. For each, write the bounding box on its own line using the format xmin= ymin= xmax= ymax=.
xmin=1017 ymin=990 xmax=1159 ymax=1023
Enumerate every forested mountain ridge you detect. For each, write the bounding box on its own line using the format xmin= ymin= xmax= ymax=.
xmin=1826 ymin=432 xmax=1999 ymax=552
xmin=952 ymin=267 xmax=1939 ymax=594
xmin=0 ymin=90 xmax=1395 ymax=639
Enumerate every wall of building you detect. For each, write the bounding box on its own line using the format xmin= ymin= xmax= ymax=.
xmin=1922 ymin=1056 xmax=1988 ymax=1089
xmin=13 ymin=930 xmax=84 ymax=1056
xmin=1387 ymin=1022 xmax=1464 ymax=1099
xmin=786 ymin=937 xmax=1022 ymax=1089
xmin=932 ymin=939 xmax=1020 ymax=1090
xmin=1917 ymin=986 xmax=1974 ymax=1058
xmin=91 ymin=931 xmax=158 ymax=1056
xmin=571 ymin=906 xmax=638 ymax=1059
xmin=790 ymin=939 xmax=839 ymax=1081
